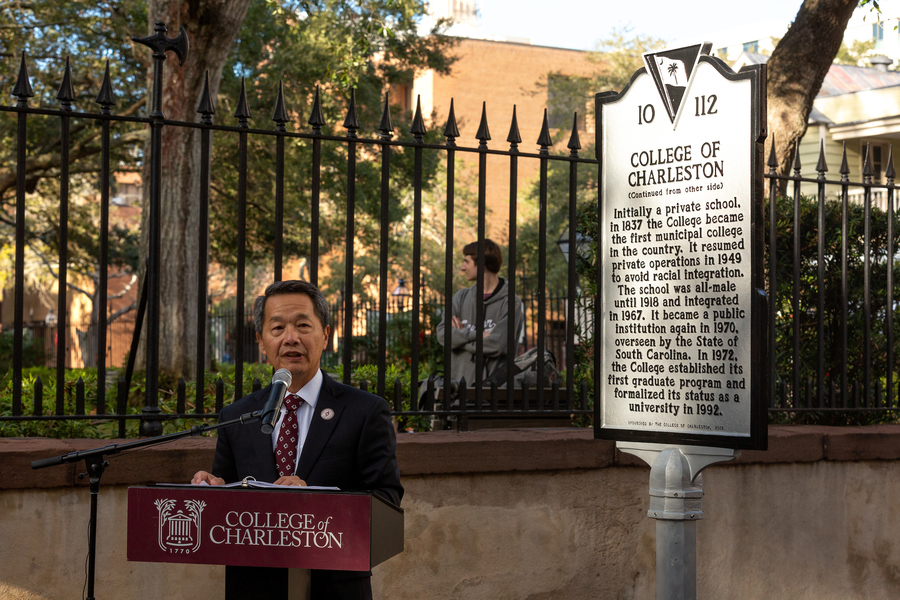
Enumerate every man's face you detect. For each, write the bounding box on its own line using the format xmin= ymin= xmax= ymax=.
xmin=460 ymin=254 xmax=478 ymax=282
xmin=256 ymin=293 xmax=330 ymax=392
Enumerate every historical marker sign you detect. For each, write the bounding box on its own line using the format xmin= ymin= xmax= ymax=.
xmin=596 ymin=46 xmax=768 ymax=450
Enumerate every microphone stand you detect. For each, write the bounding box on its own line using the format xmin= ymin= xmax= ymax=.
xmin=31 ymin=410 xmax=266 ymax=600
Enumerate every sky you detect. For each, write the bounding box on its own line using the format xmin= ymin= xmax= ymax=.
xmin=476 ymin=0 xmax=807 ymax=51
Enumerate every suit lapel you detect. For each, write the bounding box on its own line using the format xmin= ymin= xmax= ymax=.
xmin=248 ymin=386 xmax=279 ymax=482
xmin=296 ymin=373 xmax=345 ymax=481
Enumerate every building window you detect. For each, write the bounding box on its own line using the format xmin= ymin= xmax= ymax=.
xmin=716 ymin=47 xmax=728 ymax=60
xmin=742 ymin=41 xmax=759 ymax=53
xmin=547 ymin=74 xmax=588 ymax=131
xmin=874 ymin=22 xmax=886 ymax=50
xmin=389 ymin=82 xmax=413 ymax=115
xmin=871 ymin=144 xmax=883 ymax=183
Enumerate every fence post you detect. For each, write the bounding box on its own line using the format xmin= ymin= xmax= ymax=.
xmin=11 ymin=51 xmax=34 ymax=414
xmin=132 ymin=22 xmax=189 ymax=437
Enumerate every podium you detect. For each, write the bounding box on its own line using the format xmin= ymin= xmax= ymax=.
xmin=127 ymin=485 xmax=404 ymax=599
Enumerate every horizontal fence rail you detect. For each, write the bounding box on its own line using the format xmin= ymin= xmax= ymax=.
xmin=3 ymin=28 xmax=900 ymax=437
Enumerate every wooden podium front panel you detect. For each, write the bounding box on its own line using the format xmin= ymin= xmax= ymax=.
xmin=127 ymin=486 xmax=374 ymax=571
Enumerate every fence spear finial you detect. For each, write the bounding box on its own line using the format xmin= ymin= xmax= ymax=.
xmin=767 ymin=136 xmax=777 ymax=173
xmin=537 ymin=108 xmax=552 ymax=154
xmin=132 ymin=22 xmax=189 ymax=66
xmin=343 ymin=88 xmax=360 ymax=137
xmin=792 ymin=144 xmax=801 ymax=177
xmin=507 ymin=105 xmax=522 ymax=150
xmin=815 ymin=138 xmax=828 ymax=178
xmin=196 ymin=70 xmax=215 ymax=123
xmin=475 ymin=101 xmax=491 ymax=147
xmin=863 ymin=142 xmax=874 ymax=182
xmin=56 ymin=56 xmax=76 ymax=110
xmin=308 ymin=85 xmax=325 ymax=133
xmin=379 ymin=90 xmax=393 ymax=139
xmin=411 ymin=95 xmax=426 ymax=141
xmin=443 ymin=98 xmax=460 ymax=144
xmin=840 ymin=141 xmax=850 ymax=181
xmin=234 ymin=77 xmax=251 ymax=125
xmin=567 ymin=112 xmax=581 ymax=157
xmin=95 ymin=60 xmax=116 ymax=114
xmin=12 ymin=51 xmax=34 ymax=106
xmin=272 ymin=80 xmax=289 ymax=132
xmin=887 ymin=145 xmax=896 ymax=182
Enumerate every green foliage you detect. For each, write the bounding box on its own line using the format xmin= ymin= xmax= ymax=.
xmin=770 ymin=408 xmax=898 ymax=426
xmin=519 ymin=28 xmax=659 ymax=290
xmin=352 ymin=300 xmax=443 ymax=373
xmin=0 ymin=2 xmax=147 ymax=269
xmin=209 ymin=0 xmax=457 ymax=298
xmin=0 ymin=363 xmax=275 ymax=438
xmin=833 ymin=38 xmax=876 ymax=65
xmin=766 ymin=194 xmax=900 ymax=397
xmin=0 ymin=359 xmax=442 ymax=438
xmin=517 ymin=152 xmax=597 ymax=291
xmin=541 ymin=28 xmax=665 ymax=134
xmin=590 ymin=28 xmax=666 ymax=93
xmin=334 ymin=361 xmax=431 ymax=431
xmin=0 ymin=367 xmax=105 ymax=438
xmin=0 ymin=329 xmax=45 ymax=373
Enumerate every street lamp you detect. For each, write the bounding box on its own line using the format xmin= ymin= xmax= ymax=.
xmin=391 ymin=277 xmax=411 ymax=311
xmin=556 ymin=226 xmax=591 ymax=266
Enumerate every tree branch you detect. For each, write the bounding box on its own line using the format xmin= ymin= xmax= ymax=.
xmin=0 ymin=128 xmax=146 ymax=198
xmin=0 ymin=1 xmax=36 ymax=10
xmin=65 ymin=279 xmax=94 ymax=300
xmin=107 ymin=300 xmax=137 ymax=325
xmin=31 ymin=96 xmax=146 ymax=158
xmin=0 ymin=21 xmax=65 ymax=30
xmin=107 ymin=274 xmax=137 ymax=299
xmin=28 ymin=241 xmax=58 ymax=279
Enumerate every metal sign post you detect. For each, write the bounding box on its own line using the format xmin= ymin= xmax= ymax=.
xmin=618 ymin=443 xmax=740 ymax=599
xmin=595 ymin=45 xmax=767 ymax=599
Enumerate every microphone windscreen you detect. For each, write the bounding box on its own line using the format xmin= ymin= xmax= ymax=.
xmin=272 ymin=368 xmax=292 ymax=387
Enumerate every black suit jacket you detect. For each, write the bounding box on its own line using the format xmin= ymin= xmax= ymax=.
xmin=211 ymin=372 xmax=402 ymax=599
xmin=212 ymin=371 xmax=403 ymax=506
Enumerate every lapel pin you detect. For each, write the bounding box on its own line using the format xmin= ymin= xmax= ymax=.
xmin=320 ymin=408 xmax=335 ymax=421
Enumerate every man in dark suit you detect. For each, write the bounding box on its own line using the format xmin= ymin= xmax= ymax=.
xmin=192 ymin=280 xmax=402 ymax=599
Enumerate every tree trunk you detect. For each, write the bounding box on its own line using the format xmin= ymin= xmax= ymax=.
xmin=137 ymin=0 xmax=250 ymax=379
xmin=766 ymin=0 xmax=858 ymax=181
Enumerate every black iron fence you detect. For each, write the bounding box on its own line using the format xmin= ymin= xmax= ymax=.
xmin=3 ymin=25 xmax=900 ymax=436
xmin=1 ymin=23 xmax=593 ymax=434
xmin=765 ymin=143 xmax=900 ymax=413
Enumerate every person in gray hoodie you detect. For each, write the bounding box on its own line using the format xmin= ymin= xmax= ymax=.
xmin=436 ymin=239 xmax=525 ymax=387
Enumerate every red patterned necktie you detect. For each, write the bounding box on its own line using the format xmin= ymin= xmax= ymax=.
xmin=275 ymin=394 xmax=303 ymax=477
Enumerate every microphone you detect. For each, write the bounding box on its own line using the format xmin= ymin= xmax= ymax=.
xmin=259 ymin=368 xmax=293 ymax=434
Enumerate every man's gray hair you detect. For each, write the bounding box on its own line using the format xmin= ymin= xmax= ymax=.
xmin=253 ymin=280 xmax=330 ymax=336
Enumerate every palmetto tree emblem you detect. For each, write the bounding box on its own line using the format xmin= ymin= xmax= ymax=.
xmin=667 ymin=62 xmax=680 ymax=85
xmin=643 ymin=44 xmax=710 ymax=124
